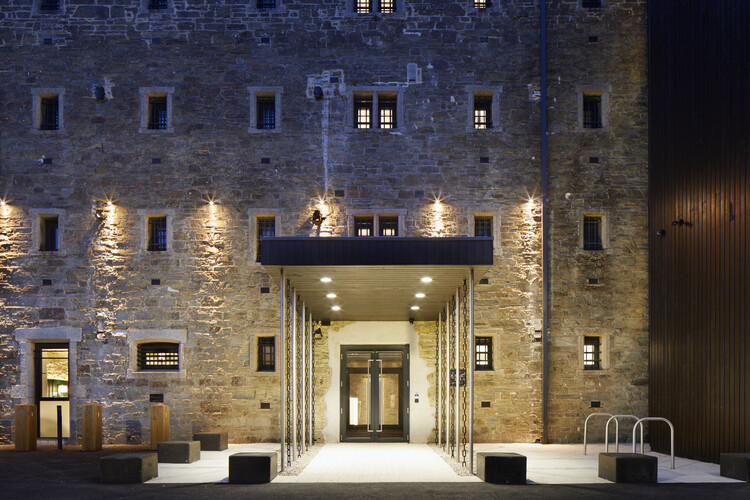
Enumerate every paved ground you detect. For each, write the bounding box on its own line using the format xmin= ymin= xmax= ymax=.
xmin=1 ymin=444 xmax=749 ymax=499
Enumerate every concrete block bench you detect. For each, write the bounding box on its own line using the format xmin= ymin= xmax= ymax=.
xmin=720 ymin=453 xmax=750 ymax=481
xmin=598 ymin=453 xmax=658 ymax=483
xmin=228 ymin=452 xmax=278 ymax=484
xmin=100 ymin=452 xmax=158 ymax=483
xmin=476 ymin=452 xmax=527 ymax=484
xmin=193 ymin=432 xmax=228 ymax=451
xmin=157 ymin=440 xmax=201 ymax=463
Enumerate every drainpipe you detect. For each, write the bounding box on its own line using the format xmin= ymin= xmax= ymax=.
xmin=540 ymin=0 xmax=550 ymax=445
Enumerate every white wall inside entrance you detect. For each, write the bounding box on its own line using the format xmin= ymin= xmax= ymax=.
xmin=322 ymin=321 xmax=434 ymax=443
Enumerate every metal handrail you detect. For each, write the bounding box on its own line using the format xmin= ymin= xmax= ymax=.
xmin=583 ymin=412 xmax=614 ymax=455
xmin=632 ymin=417 xmax=675 ymax=469
xmin=605 ymin=415 xmax=640 ymax=453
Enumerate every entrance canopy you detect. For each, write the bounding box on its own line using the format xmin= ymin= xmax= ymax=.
xmin=260 ymin=237 xmax=493 ymax=321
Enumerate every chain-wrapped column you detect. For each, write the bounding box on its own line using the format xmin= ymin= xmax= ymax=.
xmin=448 ymin=297 xmax=455 ymax=458
xmin=435 ymin=317 xmax=441 ymax=446
xmin=284 ymin=279 xmax=293 ymax=467
xmin=460 ymin=279 xmax=469 ymax=468
xmin=295 ymin=296 xmax=303 ymax=458
xmin=279 ymin=271 xmax=286 ymax=472
xmin=306 ymin=312 xmax=312 ymax=450
xmin=441 ymin=309 xmax=448 ymax=450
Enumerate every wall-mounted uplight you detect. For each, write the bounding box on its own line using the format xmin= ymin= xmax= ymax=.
xmin=320 ymin=277 xmax=332 ymax=283
xmin=326 ymin=293 xmax=337 ymax=298
xmin=331 ymin=305 xmax=341 ymax=311
xmin=410 ymin=306 xmax=420 ymax=310
xmin=415 ymin=293 xmax=425 ymax=298
xmin=312 ymin=209 xmax=326 ymax=226
xmin=420 ymin=277 xmax=432 ymax=283
xmin=0 ymin=199 xmax=5 ymax=206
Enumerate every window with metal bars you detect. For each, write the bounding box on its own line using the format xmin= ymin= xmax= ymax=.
xmin=354 ymin=95 xmax=373 ymax=129
xmin=474 ymin=216 xmax=492 ymax=237
xmin=148 ymin=96 xmax=168 ymax=130
xmin=355 ymin=0 xmax=371 ymax=13
xmin=378 ymin=96 xmax=397 ymax=129
xmin=147 ymin=216 xmax=167 ymax=251
xmin=39 ymin=0 xmax=60 ymax=11
xmin=379 ymin=216 xmax=398 ymax=236
xmin=138 ymin=342 xmax=179 ymax=371
xmin=474 ymin=94 xmax=493 ymax=129
xmin=40 ymin=96 xmax=59 ymax=130
xmin=475 ymin=337 xmax=493 ymax=371
xmin=583 ymin=336 xmax=601 ymax=370
xmin=583 ymin=94 xmax=602 ymax=128
xmin=582 ymin=0 xmax=602 ymax=8
xmin=40 ymin=216 xmax=59 ymax=252
xmin=474 ymin=0 xmax=491 ymax=8
xmin=256 ymin=217 xmax=275 ymax=262
xmin=257 ymin=337 xmax=275 ymax=371
xmin=354 ymin=217 xmax=374 ymax=237
xmin=257 ymin=0 xmax=276 ymax=8
xmin=583 ymin=215 xmax=603 ymax=250
xmin=256 ymin=96 xmax=276 ymax=130
xmin=378 ymin=0 xmax=395 ymax=13
xmin=149 ymin=0 xmax=169 ymax=9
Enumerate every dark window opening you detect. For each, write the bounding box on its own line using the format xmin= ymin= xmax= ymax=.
xmin=40 ymin=0 xmax=60 ymax=11
xmin=258 ymin=337 xmax=275 ymax=372
xmin=582 ymin=0 xmax=602 ymax=8
xmin=40 ymin=216 xmax=59 ymax=252
xmin=583 ymin=215 xmax=603 ymax=250
xmin=138 ymin=342 xmax=179 ymax=371
xmin=256 ymin=217 xmax=275 ymax=262
xmin=583 ymin=94 xmax=602 ymax=128
xmin=475 ymin=216 xmax=493 ymax=237
xmin=354 ymin=95 xmax=372 ymax=129
xmin=40 ymin=96 xmax=59 ymax=131
xmin=147 ymin=216 xmax=167 ymax=251
xmin=474 ymin=0 xmax=491 ymax=8
xmin=256 ymin=95 xmax=276 ymax=130
xmin=148 ymin=96 xmax=168 ymax=130
xmin=379 ymin=216 xmax=399 ymax=236
xmin=378 ymin=96 xmax=397 ymax=129
xmin=475 ymin=337 xmax=493 ymax=371
xmin=583 ymin=336 xmax=601 ymax=370
xmin=354 ymin=217 xmax=374 ymax=237
xmin=257 ymin=0 xmax=276 ymax=8
xmin=149 ymin=0 xmax=169 ymax=9
xmin=474 ymin=95 xmax=492 ymax=129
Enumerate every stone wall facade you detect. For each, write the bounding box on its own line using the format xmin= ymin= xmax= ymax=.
xmin=0 ymin=0 xmax=647 ymax=445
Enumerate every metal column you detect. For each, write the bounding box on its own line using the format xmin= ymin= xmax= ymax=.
xmin=307 ymin=312 xmax=313 ymax=449
xmin=444 ymin=304 xmax=450 ymax=454
xmin=291 ymin=290 xmax=297 ymax=462
xmin=279 ymin=269 xmax=285 ymax=472
xmin=469 ymin=269 xmax=475 ymax=473
xmin=454 ymin=288 xmax=460 ymax=462
xmin=437 ymin=314 xmax=442 ymax=448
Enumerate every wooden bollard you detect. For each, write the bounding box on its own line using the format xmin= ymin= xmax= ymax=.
xmin=82 ymin=404 xmax=102 ymax=451
xmin=150 ymin=404 xmax=169 ymax=450
xmin=14 ymin=404 xmax=37 ymax=451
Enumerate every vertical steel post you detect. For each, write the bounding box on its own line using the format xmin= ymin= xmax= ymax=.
xmin=540 ymin=0 xmax=550 ymax=446
xmin=300 ymin=302 xmax=306 ymax=454
xmin=469 ymin=269 xmax=475 ymax=474
xmin=444 ymin=304 xmax=450 ymax=453
xmin=454 ymin=288 xmax=460 ymax=462
xmin=279 ymin=269 xmax=285 ymax=472
xmin=291 ymin=289 xmax=297 ymax=462
xmin=307 ymin=312 xmax=313 ymax=449
xmin=437 ymin=313 xmax=442 ymax=448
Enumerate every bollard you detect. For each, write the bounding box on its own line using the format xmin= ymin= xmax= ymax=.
xmin=82 ymin=404 xmax=103 ymax=451
xmin=150 ymin=404 xmax=169 ymax=450
xmin=14 ymin=404 xmax=37 ymax=451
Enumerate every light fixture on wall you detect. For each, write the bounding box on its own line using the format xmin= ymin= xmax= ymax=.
xmin=313 ymin=328 xmax=323 ymax=340
xmin=312 ymin=209 xmax=326 ymax=226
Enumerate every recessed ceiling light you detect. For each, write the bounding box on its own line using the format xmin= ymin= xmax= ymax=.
xmin=326 ymin=293 xmax=337 ymax=298
xmin=331 ymin=305 xmax=341 ymax=311
xmin=410 ymin=306 xmax=420 ymax=310
xmin=320 ymin=277 xmax=332 ymax=283
xmin=415 ymin=293 xmax=425 ymax=298
xmin=420 ymin=277 xmax=432 ymax=283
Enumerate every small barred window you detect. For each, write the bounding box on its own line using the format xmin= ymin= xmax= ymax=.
xmin=354 ymin=216 xmax=374 ymax=237
xmin=379 ymin=216 xmax=399 ymax=236
xmin=138 ymin=342 xmax=179 ymax=370
xmin=258 ymin=337 xmax=275 ymax=372
xmin=474 ymin=216 xmax=492 ymax=237
xmin=475 ymin=337 xmax=493 ymax=370
xmin=583 ymin=336 xmax=601 ymax=370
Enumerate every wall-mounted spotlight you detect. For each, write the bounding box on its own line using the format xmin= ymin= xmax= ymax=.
xmin=94 ymin=86 xmax=107 ymax=102
xmin=656 ymin=229 xmax=666 ymax=237
xmin=313 ymin=86 xmax=324 ymax=100
xmin=313 ymin=328 xmax=323 ymax=340
xmin=312 ymin=209 xmax=326 ymax=226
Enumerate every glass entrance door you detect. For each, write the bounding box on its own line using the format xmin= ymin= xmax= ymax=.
xmin=34 ymin=343 xmax=70 ymax=438
xmin=340 ymin=345 xmax=409 ymax=442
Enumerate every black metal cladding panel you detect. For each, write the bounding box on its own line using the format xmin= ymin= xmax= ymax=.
xmin=260 ymin=237 xmax=493 ymax=266
xmin=649 ymin=0 xmax=750 ymax=463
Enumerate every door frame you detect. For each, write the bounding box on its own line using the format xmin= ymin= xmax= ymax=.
xmin=34 ymin=342 xmax=71 ymax=438
xmin=340 ymin=344 xmax=410 ymax=442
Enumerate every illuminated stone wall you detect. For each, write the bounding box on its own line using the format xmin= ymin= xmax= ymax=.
xmin=0 ymin=1 xmax=646 ymax=445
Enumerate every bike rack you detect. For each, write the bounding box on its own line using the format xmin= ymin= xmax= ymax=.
xmin=632 ymin=417 xmax=675 ymax=469
xmin=583 ymin=412 xmax=614 ymax=455
xmin=605 ymin=414 xmax=640 ymax=453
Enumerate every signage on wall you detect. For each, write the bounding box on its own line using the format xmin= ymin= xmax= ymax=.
xmin=449 ymin=369 xmax=467 ymax=387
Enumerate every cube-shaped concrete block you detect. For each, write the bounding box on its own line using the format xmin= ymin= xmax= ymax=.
xmin=157 ymin=440 xmax=201 ymax=463
xmin=229 ymin=452 xmax=278 ymax=484
xmin=193 ymin=432 xmax=228 ymax=451
xmin=100 ymin=453 xmax=158 ymax=483
xmin=476 ymin=452 xmax=527 ymax=484
xmin=720 ymin=453 xmax=750 ymax=482
xmin=598 ymin=453 xmax=658 ymax=483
